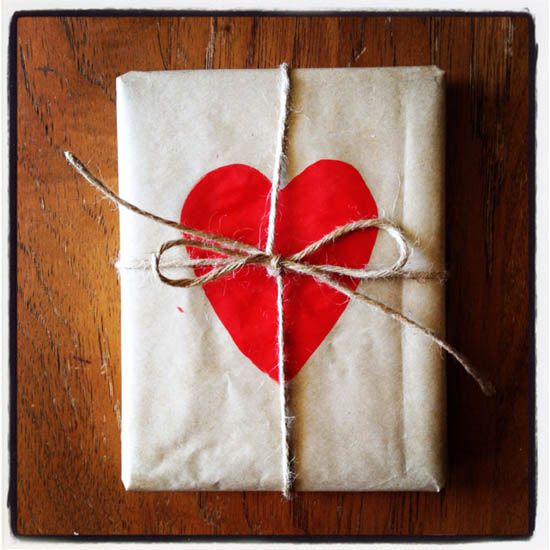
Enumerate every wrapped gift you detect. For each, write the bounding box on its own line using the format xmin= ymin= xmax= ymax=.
xmin=110 ymin=66 xmax=452 ymax=492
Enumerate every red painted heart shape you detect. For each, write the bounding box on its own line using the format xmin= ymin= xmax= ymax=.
xmin=181 ymin=160 xmax=378 ymax=382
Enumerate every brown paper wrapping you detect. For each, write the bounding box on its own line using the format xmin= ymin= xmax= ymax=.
xmin=117 ymin=66 xmax=446 ymax=491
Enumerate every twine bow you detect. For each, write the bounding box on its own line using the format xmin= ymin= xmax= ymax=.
xmin=153 ymin=218 xmax=416 ymax=288
xmin=65 ymin=150 xmax=494 ymax=398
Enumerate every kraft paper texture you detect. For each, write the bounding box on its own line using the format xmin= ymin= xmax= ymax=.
xmin=117 ymin=66 xmax=446 ymax=491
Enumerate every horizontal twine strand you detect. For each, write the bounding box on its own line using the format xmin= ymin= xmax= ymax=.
xmin=115 ymin=256 xmax=447 ymax=282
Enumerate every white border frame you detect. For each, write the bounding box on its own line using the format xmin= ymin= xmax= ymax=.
xmin=1 ymin=2 xmax=547 ymax=549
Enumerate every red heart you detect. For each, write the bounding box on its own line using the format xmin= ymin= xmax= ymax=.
xmin=180 ymin=160 xmax=378 ymax=382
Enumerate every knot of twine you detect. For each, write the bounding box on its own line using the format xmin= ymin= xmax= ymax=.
xmin=267 ymin=254 xmax=283 ymax=277
xmin=64 ymin=63 xmax=494 ymax=500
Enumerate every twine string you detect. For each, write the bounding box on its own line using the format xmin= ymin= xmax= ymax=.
xmin=266 ymin=63 xmax=293 ymax=499
xmin=63 ymin=63 xmax=495 ymax=500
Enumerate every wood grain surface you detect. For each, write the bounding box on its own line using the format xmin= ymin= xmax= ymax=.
xmin=12 ymin=13 xmax=532 ymax=537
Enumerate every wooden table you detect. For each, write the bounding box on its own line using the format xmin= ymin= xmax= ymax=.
xmin=12 ymin=13 xmax=532 ymax=538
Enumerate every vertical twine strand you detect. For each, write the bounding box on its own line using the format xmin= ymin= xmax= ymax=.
xmin=266 ymin=62 xmax=290 ymax=256
xmin=266 ymin=63 xmax=293 ymax=499
xmin=275 ymin=274 xmax=291 ymax=498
